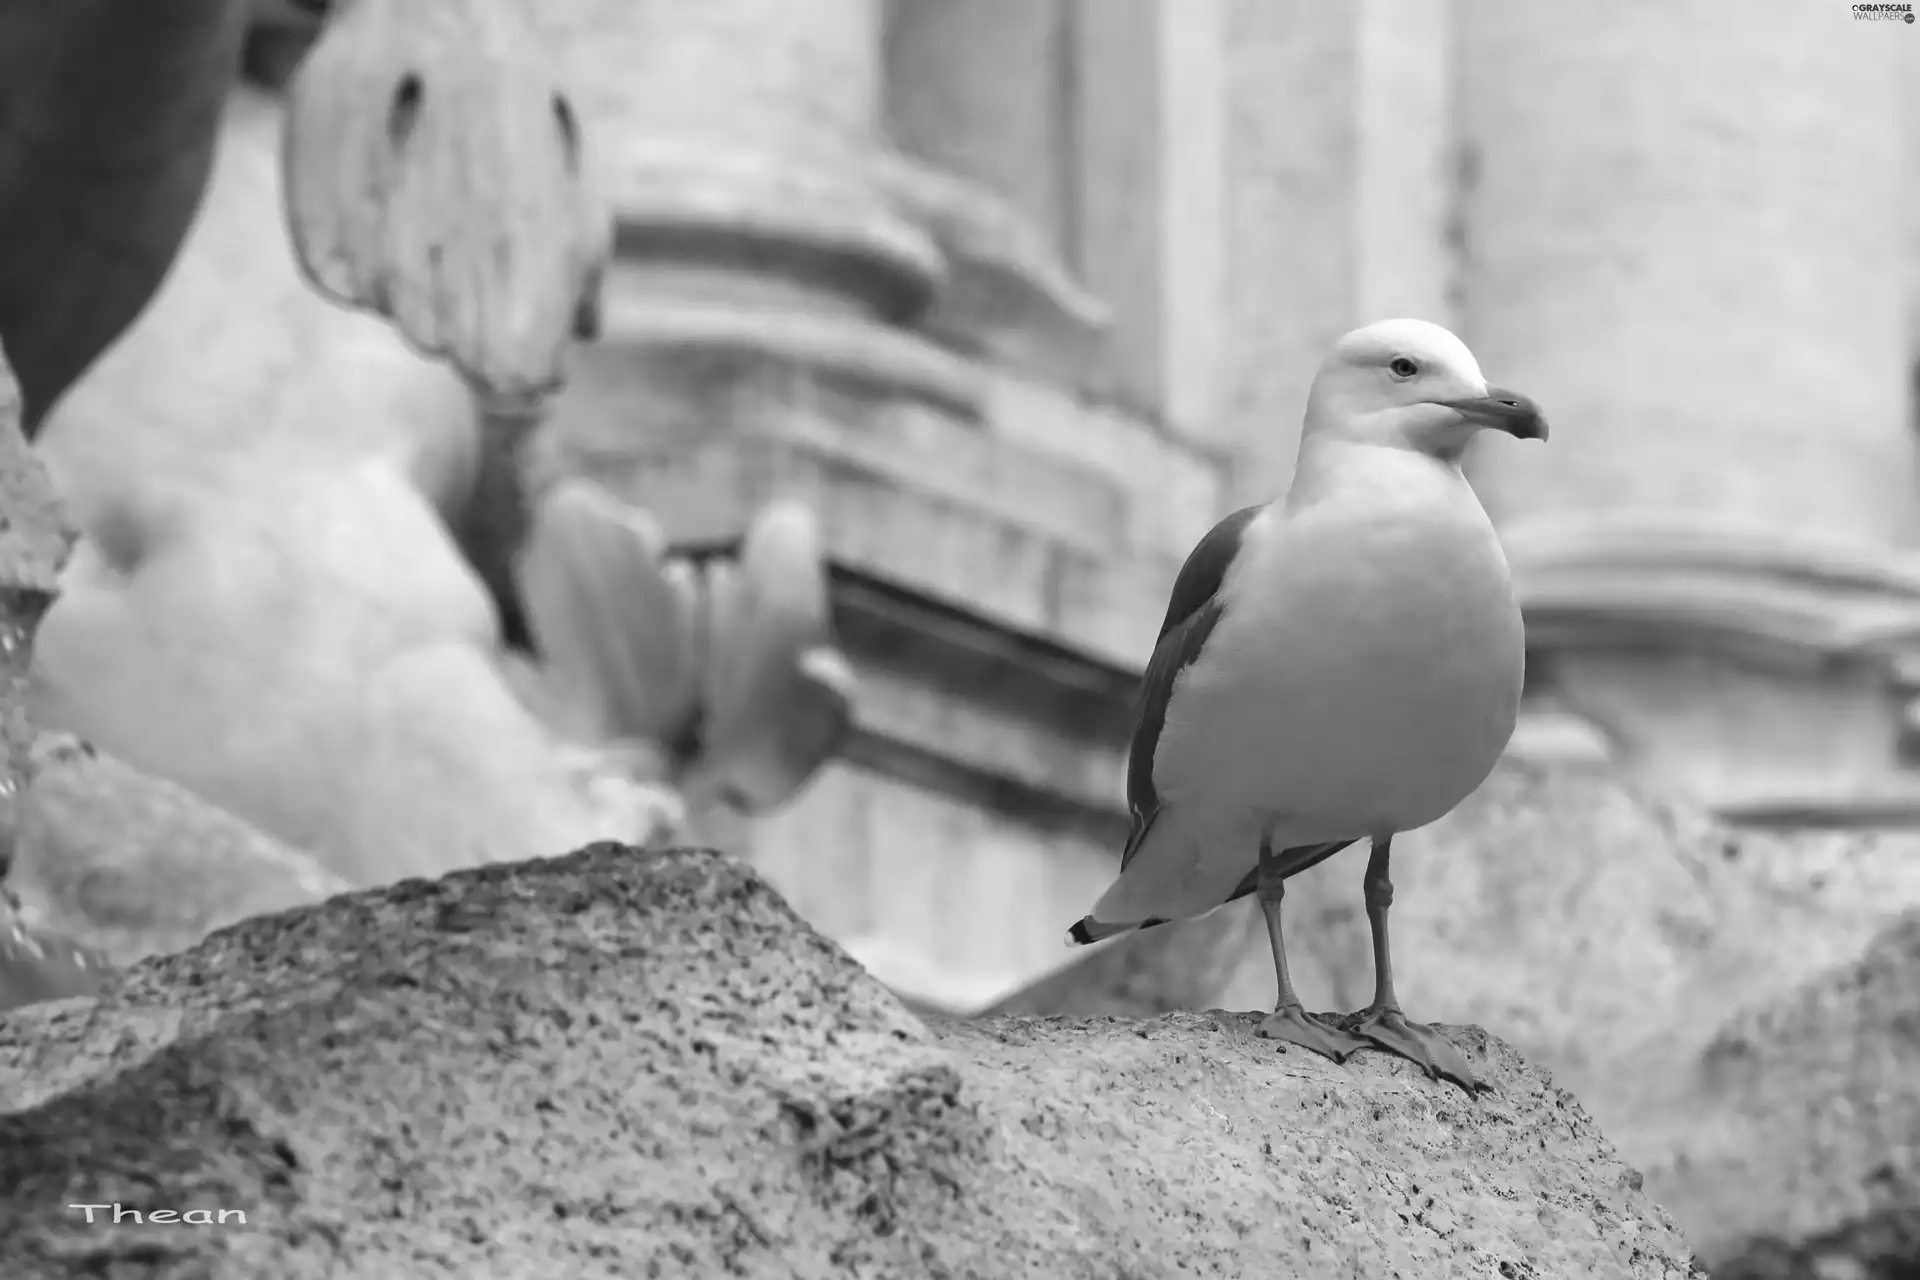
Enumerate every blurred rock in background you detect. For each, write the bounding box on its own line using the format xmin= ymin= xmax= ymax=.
xmin=1638 ymin=913 xmax=1920 ymax=1279
xmin=9 ymin=735 xmax=348 ymax=971
xmin=0 ymin=340 xmax=67 ymax=876
xmin=0 ymin=341 xmax=98 ymax=1009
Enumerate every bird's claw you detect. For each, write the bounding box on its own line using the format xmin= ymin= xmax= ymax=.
xmin=1341 ymin=1005 xmax=1487 ymax=1094
xmin=1255 ymin=1003 xmax=1373 ymax=1064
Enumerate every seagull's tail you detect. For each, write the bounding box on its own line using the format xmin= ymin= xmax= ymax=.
xmin=1065 ymin=914 xmax=1170 ymax=946
xmin=1065 ymin=836 xmax=1358 ymax=946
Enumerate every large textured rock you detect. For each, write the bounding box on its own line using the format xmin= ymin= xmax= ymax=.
xmin=0 ymin=844 xmax=1702 ymax=1278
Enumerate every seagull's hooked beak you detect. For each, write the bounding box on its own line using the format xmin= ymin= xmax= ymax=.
xmin=1438 ymin=386 xmax=1549 ymax=441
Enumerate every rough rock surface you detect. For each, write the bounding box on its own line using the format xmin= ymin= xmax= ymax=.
xmin=0 ymin=844 xmax=1703 ymax=1279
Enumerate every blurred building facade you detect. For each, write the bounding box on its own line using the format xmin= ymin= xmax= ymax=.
xmin=256 ymin=0 xmax=1917 ymax=1009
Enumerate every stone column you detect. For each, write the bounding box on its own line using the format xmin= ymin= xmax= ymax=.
xmin=1216 ymin=0 xmax=1455 ymax=504
xmin=1068 ymin=0 xmax=1229 ymax=436
xmin=1459 ymin=0 xmax=1920 ymax=822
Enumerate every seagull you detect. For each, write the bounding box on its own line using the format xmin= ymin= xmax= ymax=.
xmin=1068 ymin=318 xmax=1547 ymax=1091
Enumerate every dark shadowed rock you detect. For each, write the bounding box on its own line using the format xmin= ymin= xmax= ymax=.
xmin=0 ymin=844 xmax=1703 ymax=1278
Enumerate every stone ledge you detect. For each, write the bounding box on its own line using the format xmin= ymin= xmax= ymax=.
xmin=550 ymin=341 xmax=1129 ymax=557
xmin=550 ymin=332 xmax=1224 ymax=582
xmin=548 ymin=414 xmax=1178 ymax=670
xmin=841 ymin=663 xmax=1126 ymax=828
xmin=828 ymin=566 xmax=1132 ymax=832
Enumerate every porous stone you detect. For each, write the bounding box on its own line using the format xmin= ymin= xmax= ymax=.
xmin=0 ymin=843 xmax=1702 ymax=1278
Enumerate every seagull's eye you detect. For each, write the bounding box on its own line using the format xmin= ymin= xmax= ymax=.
xmin=1388 ymin=357 xmax=1420 ymax=380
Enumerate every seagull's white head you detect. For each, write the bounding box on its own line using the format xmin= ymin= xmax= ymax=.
xmin=1302 ymin=318 xmax=1548 ymax=459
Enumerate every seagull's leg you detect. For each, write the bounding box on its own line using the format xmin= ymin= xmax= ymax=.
xmin=1340 ymin=836 xmax=1486 ymax=1092
xmin=1253 ymin=836 xmax=1370 ymax=1062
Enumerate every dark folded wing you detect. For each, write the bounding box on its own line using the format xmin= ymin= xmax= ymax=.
xmin=1121 ymin=505 xmax=1264 ymax=869
xmin=1151 ymin=505 xmax=1265 ymax=642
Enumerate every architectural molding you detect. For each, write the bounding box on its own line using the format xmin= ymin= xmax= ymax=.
xmin=610 ymin=143 xmax=945 ymax=323
xmin=874 ymin=155 xmax=1109 ymax=386
xmin=599 ymin=280 xmax=985 ymax=421
xmin=0 ymin=346 xmax=70 ymax=883
xmin=602 ymin=154 xmax=1110 ymax=404
xmin=1509 ymin=518 xmax=1920 ymax=826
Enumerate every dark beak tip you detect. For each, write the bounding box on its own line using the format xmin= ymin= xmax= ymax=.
xmin=1480 ymin=386 xmax=1547 ymax=442
xmin=1512 ymin=411 xmax=1549 ymax=442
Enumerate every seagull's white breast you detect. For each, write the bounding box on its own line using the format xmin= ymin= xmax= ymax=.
xmin=1154 ymin=453 xmax=1524 ymax=842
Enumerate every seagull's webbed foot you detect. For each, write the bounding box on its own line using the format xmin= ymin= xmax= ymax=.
xmin=1342 ymin=1005 xmax=1486 ymax=1093
xmin=1340 ymin=835 xmax=1488 ymax=1094
xmin=1256 ymin=1002 xmax=1372 ymax=1063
